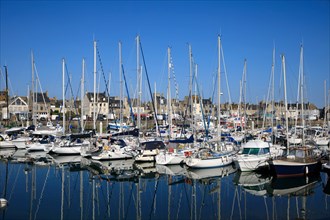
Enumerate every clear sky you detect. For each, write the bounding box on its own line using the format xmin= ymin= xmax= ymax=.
xmin=0 ymin=0 xmax=329 ymax=108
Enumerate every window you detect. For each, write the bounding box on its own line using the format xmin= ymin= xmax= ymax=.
xmin=249 ymin=148 xmax=260 ymax=155
xmin=242 ymin=148 xmax=260 ymax=155
xmin=260 ymin=148 xmax=270 ymax=154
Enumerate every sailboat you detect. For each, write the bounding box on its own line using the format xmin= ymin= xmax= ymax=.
xmin=155 ymin=47 xmax=195 ymax=165
xmin=91 ymin=137 xmax=137 ymax=160
xmin=186 ymin=36 xmax=237 ymax=169
xmin=268 ymin=50 xmax=322 ymax=177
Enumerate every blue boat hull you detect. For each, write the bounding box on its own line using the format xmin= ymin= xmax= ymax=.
xmin=269 ymin=160 xmax=321 ymax=177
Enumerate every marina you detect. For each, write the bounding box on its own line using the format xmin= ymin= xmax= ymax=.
xmin=1 ymin=1 xmax=329 ymax=219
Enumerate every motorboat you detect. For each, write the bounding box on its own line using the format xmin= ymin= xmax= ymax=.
xmin=234 ymin=139 xmax=272 ymax=172
xmin=268 ymin=146 xmax=322 ymax=177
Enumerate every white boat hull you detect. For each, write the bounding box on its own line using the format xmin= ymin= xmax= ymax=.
xmin=186 ymin=154 xmax=233 ymax=168
xmin=235 ymin=155 xmax=270 ymax=172
xmin=27 ymin=143 xmax=52 ymax=152
xmin=0 ymin=141 xmax=16 ymax=148
xmin=155 ymin=152 xmax=184 ymax=165
xmin=12 ymin=137 xmax=31 ymax=149
xmin=92 ymin=150 xmax=134 ymax=160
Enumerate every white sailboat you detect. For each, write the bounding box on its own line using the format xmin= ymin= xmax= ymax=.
xmin=91 ymin=137 xmax=137 ymax=160
xmin=186 ymin=145 xmax=235 ymax=168
xmin=155 ymin=47 xmax=192 ymax=165
xmin=186 ymin=36 xmax=237 ymax=168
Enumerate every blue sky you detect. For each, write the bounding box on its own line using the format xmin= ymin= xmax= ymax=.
xmin=0 ymin=0 xmax=329 ymax=108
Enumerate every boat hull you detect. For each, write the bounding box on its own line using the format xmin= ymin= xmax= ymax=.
xmin=186 ymin=155 xmax=233 ymax=168
xmin=92 ymin=151 xmax=134 ymax=160
xmin=235 ymin=155 xmax=270 ymax=172
xmin=155 ymin=153 xmax=184 ymax=165
xmin=269 ymin=159 xmax=321 ymax=177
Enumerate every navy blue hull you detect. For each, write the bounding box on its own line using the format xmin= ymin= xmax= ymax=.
xmin=270 ymin=162 xmax=321 ymax=177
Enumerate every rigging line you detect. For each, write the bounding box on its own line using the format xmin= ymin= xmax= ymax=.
xmin=170 ymin=56 xmax=179 ymax=100
xmin=122 ymin=64 xmax=136 ymax=126
xmin=194 ymin=66 xmax=208 ymax=139
xmin=207 ymin=71 xmax=217 ymax=132
xmin=148 ymin=177 xmax=160 ymax=220
xmin=139 ymin=40 xmax=161 ymax=137
xmin=33 ymin=63 xmax=49 ymax=112
xmin=94 ymin=177 xmax=110 ymax=208
xmin=182 ymin=178 xmax=192 ymax=215
xmin=124 ymin=182 xmax=135 ymax=220
xmin=262 ymin=63 xmax=275 ymax=130
xmin=8 ymin=164 xmax=22 ymax=202
xmin=64 ymin=63 xmax=79 ymax=116
xmin=33 ymin=166 xmax=50 ymax=220
xmin=96 ymin=46 xmax=118 ymax=125
xmin=179 ymin=67 xmax=196 ymax=137
xmin=176 ymin=188 xmax=183 ymax=220
xmin=221 ymin=46 xmax=232 ymax=106
xmin=96 ymin=46 xmax=110 ymax=96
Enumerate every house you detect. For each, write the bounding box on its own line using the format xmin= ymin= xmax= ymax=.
xmin=83 ymin=92 xmax=125 ymax=120
xmin=1 ymin=95 xmax=29 ymax=120
xmin=9 ymin=96 xmax=29 ymax=120
xmin=29 ymin=92 xmax=51 ymax=120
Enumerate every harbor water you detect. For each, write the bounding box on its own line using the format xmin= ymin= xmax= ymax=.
xmin=1 ymin=152 xmax=330 ymax=220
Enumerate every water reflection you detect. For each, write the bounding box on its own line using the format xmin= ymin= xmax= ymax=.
xmin=0 ymin=149 xmax=330 ymax=220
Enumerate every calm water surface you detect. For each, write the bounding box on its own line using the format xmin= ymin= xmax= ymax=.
xmin=1 ymin=152 xmax=330 ymax=220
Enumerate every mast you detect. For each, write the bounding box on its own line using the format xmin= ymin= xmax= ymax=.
xmin=93 ymin=40 xmax=97 ymax=130
xmin=189 ymin=44 xmax=193 ymax=120
xmin=62 ymin=58 xmax=65 ymax=135
xmin=107 ymin=72 xmax=111 ymax=126
xmin=155 ymin=82 xmax=158 ymax=135
xmin=4 ymin=66 xmax=9 ymax=125
xmin=136 ymin=35 xmax=141 ymax=129
xmin=271 ymin=46 xmax=275 ymax=134
xmin=167 ymin=47 xmax=172 ymax=138
xmin=243 ymin=59 xmax=247 ymax=132
xmin=81 ymin=58 xmax=85 ymax=132
xmin=238 ymin=80 xmax=242 ymax=130
xmin=324 ymin=80 xmax=327 ymax=127
xmin=119 ymin=41 xmax=123 ymax=131
xmin=31 ymin=51 xmax=36 ymax=127
xmin=217 ymin=35 xmax=221 ymax=138
xmin=299 ymin=45 xmax=305 ymax=145
xmin=282 ymin=55 xmax=289 ymax=150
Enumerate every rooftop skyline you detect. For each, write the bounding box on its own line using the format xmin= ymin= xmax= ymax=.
xmin=1 ymin=1 xmax=329 ymax=108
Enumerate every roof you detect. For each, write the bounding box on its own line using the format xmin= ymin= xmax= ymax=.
xmin=86 ymin=92 xmax=108 ymax=103
xmin=9 ymin=96 xmax=28 ymax=106
xmin=32 ymin=92 xmax=50 ymax=103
